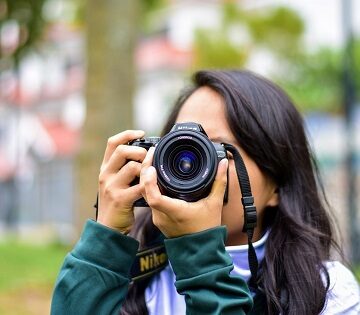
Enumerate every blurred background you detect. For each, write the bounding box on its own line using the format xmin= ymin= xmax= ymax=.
xmin=0 ymin=0 xmax=359 ymax=313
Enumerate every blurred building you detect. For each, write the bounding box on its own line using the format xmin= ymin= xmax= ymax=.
xmin=0 ymin=22 xmax=85 ymax=242
xmin=0 ymin=0 xmax=358 ymax=248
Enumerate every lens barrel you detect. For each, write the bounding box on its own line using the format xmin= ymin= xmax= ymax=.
xmin=153 ymin=129 xmax=219 ymax=202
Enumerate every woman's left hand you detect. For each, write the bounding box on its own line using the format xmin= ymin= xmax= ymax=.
xmin=140 ymin=147 xmax=228 ymax=238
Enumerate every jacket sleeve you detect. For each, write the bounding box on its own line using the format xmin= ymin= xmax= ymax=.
xmin=164 ymin=226 xmax=253 ymax=315
xmin=50 ymin=219 xmax=139 ymax=315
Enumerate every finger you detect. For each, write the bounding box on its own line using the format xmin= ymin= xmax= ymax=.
xmin=103 ymin=145 xmax=147 ymax=174
xmin=141 ymin=166 xmax=185 ymax=214
xmin=124 ymin=184 xmax=143 ymax=204
xmin=141 ymin=146 xmax=155 ymax=169
xmin=207 ymin=158 xmax=228 ymax=203
xmin=114 ymin=161 xmax=142 ymax=186
xmin=140 ymin=147 xmax=157 ymax=193
xmin=140 ymin=164 xmax=158 ymax=200
xmin=102 ymin=130 xmax=145 ymax=164
xmin=100 ymin=181 xmax=143 ymax=208
xmin=99 ymin=185 xmax=142 ymax=209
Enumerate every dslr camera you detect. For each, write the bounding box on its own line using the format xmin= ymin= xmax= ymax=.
xmin=130 ymin=122 xmax=228 ymax=207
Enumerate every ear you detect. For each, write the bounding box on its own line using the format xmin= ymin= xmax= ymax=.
xmin=266 ymin=187 xmax=279 ymax=207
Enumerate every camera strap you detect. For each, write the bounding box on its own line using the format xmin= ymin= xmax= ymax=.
xmin=130 ymin=242 xmax=168 ymax=282
xmin=222 ymin=143 xmax=258 ymax=290
xmin=93 ymin=144 xmax=258 ymax=287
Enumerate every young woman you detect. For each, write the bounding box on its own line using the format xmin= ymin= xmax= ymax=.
xmin=51 ymin=70 xmax=360 ymax=315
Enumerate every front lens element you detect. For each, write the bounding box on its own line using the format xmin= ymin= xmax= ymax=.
xmin=175 ymin=151 xmax=197 ymax=175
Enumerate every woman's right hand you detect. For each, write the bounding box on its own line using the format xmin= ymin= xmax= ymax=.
xmin=96 ymin=130 xmax=147 ymax=234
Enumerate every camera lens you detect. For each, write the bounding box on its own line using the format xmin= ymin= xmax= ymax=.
xmin=153 ymin=127 xmax=220 ymax=202
xmin=172 ymin=149 xmax=200 ymax=178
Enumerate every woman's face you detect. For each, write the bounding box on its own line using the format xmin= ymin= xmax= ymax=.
xmin=175 ymin=87 xmax=278 ymax=245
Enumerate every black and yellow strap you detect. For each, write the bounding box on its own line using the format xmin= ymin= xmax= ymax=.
xmin=130 ymin=243 xmax=168 ymax=282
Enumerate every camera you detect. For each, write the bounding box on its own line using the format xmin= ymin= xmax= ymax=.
xmin=130 ymin=122 xmax=228 ymax=207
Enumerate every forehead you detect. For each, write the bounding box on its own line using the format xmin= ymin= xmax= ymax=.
xmin=175 ymin=86 xmax=237 ymax=144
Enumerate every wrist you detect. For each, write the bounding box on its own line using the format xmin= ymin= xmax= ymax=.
xmin=96 ymin=217 xmax=132 ymax=235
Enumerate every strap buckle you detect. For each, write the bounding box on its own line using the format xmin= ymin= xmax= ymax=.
xmin=242 ymin=196 xmax=257 ymax=232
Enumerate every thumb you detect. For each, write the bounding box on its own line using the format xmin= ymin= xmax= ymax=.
xmin=207 ymin=158 xmax=228 ymax=203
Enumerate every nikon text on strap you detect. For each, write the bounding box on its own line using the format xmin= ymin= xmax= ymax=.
xmin=130 ymin=244 xmax=168 ymax=282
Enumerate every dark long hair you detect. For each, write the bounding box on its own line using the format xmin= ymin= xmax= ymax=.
xmin=121 ymin=70 xmax=338 ymax=315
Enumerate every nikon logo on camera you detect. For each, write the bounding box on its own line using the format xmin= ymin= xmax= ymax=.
xmin=131 ymin=245 xmax=168 ymax=282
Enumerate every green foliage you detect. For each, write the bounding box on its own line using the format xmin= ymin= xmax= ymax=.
xmin=71 ymin=0 xmax=86 ymax=25
xmin=139 ymin=0 xmax=168 ymax=33
xmin=275 ymin=39 xmax=360 ymax=112
xmin=193 ymin=29 xmax=248 ymax=70
xmin=0 ymin=241 xmax=69 ymax=291
xmin=193 ymin=3 xmax=305 ymax=71
xmin=275 ymin=48 xmax=344 ymax=112
xmin=355 ymin=265 xmax=360 ymax=282
xmin=191 ymin=2 xmax=359 ymax=113
xmin=245 ymin=6 xmax=304 ymax=57
xmin=141 ymin=0 xmax=167 ymax=12
xmin=353 ymin=39 xmax=360 ymax=96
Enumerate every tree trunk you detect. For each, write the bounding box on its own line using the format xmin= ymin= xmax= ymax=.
xmin=76 ymin=0 xmax=139 ymax=234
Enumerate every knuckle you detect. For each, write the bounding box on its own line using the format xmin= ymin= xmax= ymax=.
xmin=99 ymin=178 xmax=105 ymax=187
xmin=148 ymin=196 xmax=160 ymax=208
xmin=107 ymin=136 xmax=116 ymax=147
xmin=103 ymin=185 xmax=113 ymax=198
xmin=127 ymin=161 xmax=139 ymax=173
xmin=173 ymin=214 xmax=186 ymax=225
xmin=98 ymin=173 xmax=106 ymax=186
xmin=115 ymin=144 xmax=125 ymax=155
xmin=104 ymin=187 xmax=124 ymax=208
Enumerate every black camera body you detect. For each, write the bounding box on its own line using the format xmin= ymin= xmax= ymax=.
xmin=130 ymin=122 xmax=228 ymax=207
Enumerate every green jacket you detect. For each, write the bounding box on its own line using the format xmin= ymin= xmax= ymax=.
xmin=51 ymin=220 xmax=254 ymax=314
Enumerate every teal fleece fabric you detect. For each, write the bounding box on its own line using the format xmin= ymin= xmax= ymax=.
xmin=51 ymin=220 xmax=253 ymax=314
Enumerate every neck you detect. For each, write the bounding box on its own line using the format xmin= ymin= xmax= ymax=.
xmin=225 ymin=224 xmax=264 ymax=246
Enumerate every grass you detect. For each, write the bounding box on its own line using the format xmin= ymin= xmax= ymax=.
xmin=354 ymin=265 xmax=360 ymax=282
xmin=0 ymin=241 xmax=70 ymax=315
xmin=0 ymin=240 xmax=359 ymax=314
